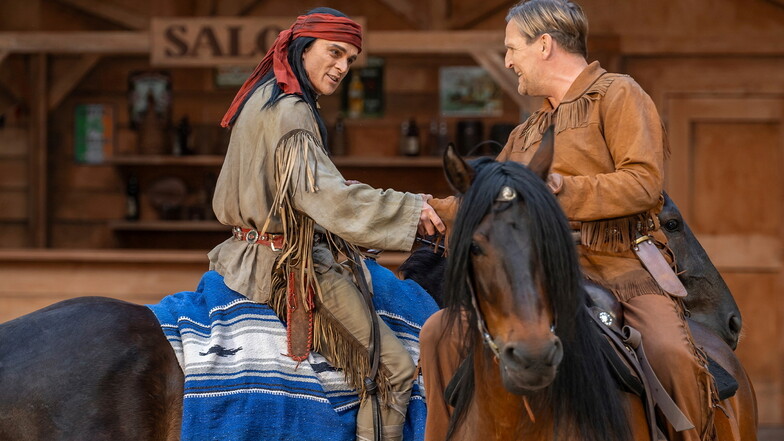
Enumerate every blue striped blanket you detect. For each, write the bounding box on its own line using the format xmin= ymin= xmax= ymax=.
xmin=147 ymin=260 xmax=439 ymax=441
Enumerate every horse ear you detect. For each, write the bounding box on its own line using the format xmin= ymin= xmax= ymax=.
xmin=527 ymin=125 xmax=554 ymax=181
xmin=443 ymin=143 xmax=475 ymax=194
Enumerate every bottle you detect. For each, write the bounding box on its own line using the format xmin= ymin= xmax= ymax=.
xmin=428 ymin=118 xmax=449 ymax=156
xmin=125 ymin=175 xmax=140 ymax=221
xmin=347 ymin=74 xmax=364 ymax=119
xmin=400 ymin=117 xmax=420 ymax=156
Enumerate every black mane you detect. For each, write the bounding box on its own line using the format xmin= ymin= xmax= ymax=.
xmin=442 ymin=157 xmax=630 ymax=441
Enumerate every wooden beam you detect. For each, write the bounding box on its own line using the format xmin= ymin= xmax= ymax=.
xmin=428 ymin=0 xmax=449 ymax=30
xmin=54 ymin=0 xmax=148 ymax=30
xmin=367 ymin=31 xmax=504 ymax=53
xmin=0 ymin=50 xmax=8 ymax=66
xmin=469 ymin=49 xmax=536 ymax=113
xmin=193 ymin=0 xmax=216 ymax=16
xmin=377 ymin=0 xmax=428 ymax=29
xmin=448 ymin=0 xmax=511 ymax=30
xmin=216 ymin=0 xmax=263 ymax=16
xmin=48 ymin=55 xmax=101 ymax=111
xmin=29 ymin=54 xmax=48 ymax=248
xmin=0 ymin=32 xmax=149 ymax=54
xmin=0 ymin=30 xmax=783 ymax=56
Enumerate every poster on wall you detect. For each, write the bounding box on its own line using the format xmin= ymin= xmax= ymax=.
xmin=439 ymin=66 xmax=502 ymax=117
xmin=128 ymin=71 xmax=172 ymax=130
xmin=74 ymin=104 xmax=114 ymax=164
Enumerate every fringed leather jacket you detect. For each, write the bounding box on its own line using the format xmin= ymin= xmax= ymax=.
xmin=498 ymin=61 xmax=671 ymax=301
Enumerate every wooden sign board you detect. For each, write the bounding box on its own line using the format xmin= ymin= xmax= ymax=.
xmin=150 ymin=17 xmax=366 ymax=67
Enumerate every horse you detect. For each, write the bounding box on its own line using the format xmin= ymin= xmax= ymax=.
xmin=426 ymin=145 xmax=757 ymax=440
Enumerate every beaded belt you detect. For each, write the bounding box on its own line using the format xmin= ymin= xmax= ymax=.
xmin=232 ymin=227 xmax=285 ymax=251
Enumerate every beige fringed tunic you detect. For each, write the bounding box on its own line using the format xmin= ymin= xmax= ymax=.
xmin=209 ymin=81 xmax=422 ymax=306
xmin=497 ymin=61 xmax=670 ymax=301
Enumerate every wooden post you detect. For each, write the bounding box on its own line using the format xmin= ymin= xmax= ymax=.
xmin=29 ymin=54 xmax=48 ymax=248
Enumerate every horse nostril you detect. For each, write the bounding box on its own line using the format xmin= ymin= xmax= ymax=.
xmin=546 ymin=338 xmax=563 ymax=366
xmin=728 ymin=314 xmax=742 ymax=335
xmin=503 ymin=344 xmax=530 ymax=369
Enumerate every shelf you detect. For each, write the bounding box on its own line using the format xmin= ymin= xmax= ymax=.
xmin=333 ymin=156 xmax=442 ymax=167
xmin=106 ymin=154 xmax=442 ymax=168
xmin=108 ymin=220 xmax=229 ymax=232
xmin=107 ymin=155 xmax=225 ymax=166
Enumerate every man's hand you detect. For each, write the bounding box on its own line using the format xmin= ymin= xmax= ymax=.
xmin=546 ymin=173 xmax=563 ymax=194
xmin=418 ymin=199 xmax=446 ymax=236
xmin=428 ymin=196 xmax=457 ymax=235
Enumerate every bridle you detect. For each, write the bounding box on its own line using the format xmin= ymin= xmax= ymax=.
xmin=463 ymin=185 xmax=557 ymax=360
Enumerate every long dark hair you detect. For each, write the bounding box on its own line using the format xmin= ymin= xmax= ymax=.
xmin=255 ymin=7 xmax=348 ymax=151
xmin=443 ymin=158 xmax=630 ymax=441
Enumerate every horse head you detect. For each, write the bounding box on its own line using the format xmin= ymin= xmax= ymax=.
xmin=660 ymin=193 xmax=742 ymax=349
xmin=441 ymin=128 xmax=580 ymax=394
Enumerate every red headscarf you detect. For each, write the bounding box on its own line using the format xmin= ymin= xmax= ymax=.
xmin=221 ymin=13 xmax=363 ymax=128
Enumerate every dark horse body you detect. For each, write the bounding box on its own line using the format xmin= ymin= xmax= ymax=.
xmin=426 ymin=149 xmax=755 ymax=440
xmin=0 ymin=175 xmax=748 ymax=439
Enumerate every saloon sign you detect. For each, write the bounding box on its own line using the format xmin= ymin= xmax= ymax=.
xmin=150 ymin=17 xmax=366 ymax=67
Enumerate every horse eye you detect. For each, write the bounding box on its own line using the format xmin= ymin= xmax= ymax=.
xmin=663 ymin=219 xmax=680 ymax=232
xmin=470 ymin=242 xmax=484 ymax=256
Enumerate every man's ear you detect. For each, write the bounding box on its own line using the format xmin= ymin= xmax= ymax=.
xmin=540 ymin=33 xmax=553 ymax=58
xmin=443 ymin=144 xmax=475 ymax=194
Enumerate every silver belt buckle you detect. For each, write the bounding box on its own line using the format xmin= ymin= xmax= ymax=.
xmin=267 ymin=234 xmax=283 ymax=252
xmin=245 ymin=229 xmax=259 ymax=244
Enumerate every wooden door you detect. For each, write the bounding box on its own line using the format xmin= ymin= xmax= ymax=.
xmin=666 ymin=95 xmax=784 ymax=424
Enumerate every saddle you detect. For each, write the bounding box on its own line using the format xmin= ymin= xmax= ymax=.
xmin=584 ymin=282 xmax=738 ymax=441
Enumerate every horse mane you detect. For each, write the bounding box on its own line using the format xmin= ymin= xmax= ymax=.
xmin=398 ymin=241 xmax=446 ymax=307
xmin=443 ymin=158 xmax=631 ymax=441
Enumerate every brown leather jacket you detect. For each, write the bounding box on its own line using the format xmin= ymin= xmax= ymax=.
xmin=434 ymin=62 xmax=671 ymax=301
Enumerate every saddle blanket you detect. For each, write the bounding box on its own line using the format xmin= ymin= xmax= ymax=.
xmin=148 ymin=260 xmax=439 ymax=441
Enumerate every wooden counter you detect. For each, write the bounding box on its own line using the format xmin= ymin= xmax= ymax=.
xmin=0 ymin=249 xmax=408 ymax=323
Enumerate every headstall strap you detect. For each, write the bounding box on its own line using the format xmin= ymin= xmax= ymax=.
xmin=466 ymin=274 xmax=501 ymax=359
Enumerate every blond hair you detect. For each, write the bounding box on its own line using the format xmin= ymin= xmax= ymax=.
xmin=506 ymin=0 xmax=588 ymax=58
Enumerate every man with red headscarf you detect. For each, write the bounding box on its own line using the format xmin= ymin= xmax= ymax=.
xmin=209 ymin=8 xmax=444 ymax=441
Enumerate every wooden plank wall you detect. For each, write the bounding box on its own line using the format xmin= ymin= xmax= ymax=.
xmin=1 ymin=0 xmax=784 ymax=428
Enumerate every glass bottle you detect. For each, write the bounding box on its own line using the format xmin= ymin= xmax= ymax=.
xmin=347 ymin=74 xmax=364 ymax=119
xmin=400 ymin=117 xmax=420 ymax=156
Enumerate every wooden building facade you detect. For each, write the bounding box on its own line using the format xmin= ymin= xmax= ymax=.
xmin=0 ymin=0 xmax=783 ymax=430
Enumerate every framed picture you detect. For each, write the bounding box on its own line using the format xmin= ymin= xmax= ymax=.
xmin=439 ymin=66 xmax=502 ymax=117
xmin=128 ymin=70 xmax=172 ymax=129
xmin=74 ymin=103 xmax=114 ymax=164
xmin=214 ymin=65 xmax=255 ymax=88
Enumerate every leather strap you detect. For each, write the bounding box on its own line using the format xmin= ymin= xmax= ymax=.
xmin=284 ymin=271 xmax=314 ymax=362
xmin=232 ymin=227 xmax=285 ymax=251
xmin=622 ymin=326 xmax=695 ymax=432
xmin=346 ymin=247 xmax=382 ymax=441
xmin=587 ymin=306 xmax=663 ymax=441
xmin=633 ymin=236 xmax=687 ymax=297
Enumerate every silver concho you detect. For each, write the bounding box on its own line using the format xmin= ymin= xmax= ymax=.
xmin=598 ymin=311 xmax=613 ymax=327
xmin=496 ymin=186 xmax=517 ymax=202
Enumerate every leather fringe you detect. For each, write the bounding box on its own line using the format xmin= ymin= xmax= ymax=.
xmin=264 ymin=128 xmax=392 ymax=402
xmin=580 ymin=213 xmax=651 ymax=254
xmin=269 ymin=274 xmax=392 ymax=402
xmin=263 ymin=129 xmax=324 ymax=309
xmin=519 ymin=73 xmax=619 ymax=149
xmin=608 ymin=276 xmax=669 ymax=303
